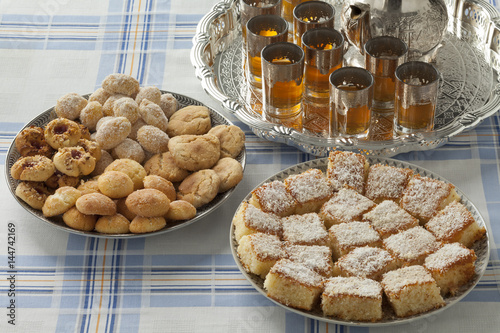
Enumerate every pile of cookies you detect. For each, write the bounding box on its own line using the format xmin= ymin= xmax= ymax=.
xmin=10 ymin=73 xmax=245 ymax=234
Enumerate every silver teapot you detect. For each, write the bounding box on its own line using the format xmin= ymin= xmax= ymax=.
xmin=341 ymin=0 xmax=449 ymax=61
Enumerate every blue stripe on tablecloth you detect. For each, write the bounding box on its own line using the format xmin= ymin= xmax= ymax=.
xmin=118 ymin=0 xmax=133 ymax=74
xmin=174 ymin=14 xmax=201 ymax=49
xmin=137 ymin=0 xmax=152 ymax=84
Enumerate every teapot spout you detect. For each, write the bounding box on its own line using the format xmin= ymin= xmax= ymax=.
xmin=342 ymin=3 xmax=372 ymax=55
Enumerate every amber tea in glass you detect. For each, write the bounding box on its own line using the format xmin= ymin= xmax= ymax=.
xmin=394 ymin=61 xmax=440 ymax=134
xmin=302 ymin=27 xmax=343 ymax=102
xmin=240 ymin=0 xmax=282 ymax=42
xmin=293 ymin=1 xmax=335 ymax=46
xmin=246 ymin=15 xmax=288 ymax=88
xmin=329 ymin=67 xmax=374 ymax=138
xmin=365 ymin=36 xmax=408 ymax=112
xmin=262 ymin=41 xmax=305 ymax=121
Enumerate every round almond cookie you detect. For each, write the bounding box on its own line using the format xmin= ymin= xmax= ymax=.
xmin=113 ymin=97 xmax=140 ymax=124
xmin=112 ymin=138 xmax=145 ymax=164
xmin=44 ymin=118 xmax=82 ymax=149
xmin=62 ymin=207 xmax=97 ymax=231
xmin=143 ymin=175 xmax=176 ymax=202
xmin=136 ymin=125 xmax=169 ymax=154
xmin=125 ymin=188 xmax=170 ymax=217
xmin=104 ymin=158 xmax=147 ymax=190
xmin=212 ymin=157 xmax=244 ymax=193
xmin=90 ymin=150 xmax=113 ymax=177
xmin=15 ymin=181 xmax=51 ymax=210
xmin=135 ymin=86 xmax=161 ymax=105
xmin=168 ymin=134 xmax=220 ymax=172
xmin=208 ymin=125 xmax=245 ymax=158
xmin=77 ymin=179 xmax=100 ymax=195
xmin=11 ymin=155 xmax=55 ymax=181
xmin=95 ymin=116 xmax=131 ymax=150
xmin=129 ymin=216 xmax=166 ymax=233
xmin=138 ymin=99 xmax=168 ymax=132
xmin=76 ymin=193 xmax=116 ymax=216
xmin=165 ymin=200 xmax=197 ymax=221
xmin=15 ymin=126 xmax=54 ymax=158
xmin=79 ymin=101 xmax=103 ymax=131
xmin=98 ymin=171 xmax=134 ymax=199
xmin=102 ymin=73 xmax=140 ymax=96
xmin=88 ymin=87 xmax=111 ymax=105
xmin=42 ymin=186 xmax=82 ymax=217
xmin=144 ymin=152 xmax=190 ymax=183
xmin=177 ymin=169 xmax=221 ymax=208
xmin=159 ymin=93 xmax=178 ymax=119
xmin=53 ymin=147 xmax=96 ymax=177
xmin=166 ymin=105 xmax=211 ymax=137
xmin=94 ymin=214 xmax=130 ymax=234
xmin=55 ymin=93 xmax=88 ymax=120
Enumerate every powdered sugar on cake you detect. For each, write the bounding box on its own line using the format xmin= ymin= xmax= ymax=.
xmin=382 ymin=265 xmax=434 ymax=293
xmin=271 ymin=259 xmax=324 ymax=286
xmin=424 ymin=243 xmax=475 ymax=270
xmin=425 ymin=202 xmax=472 ymax=238
xmin=327 ymin=152 xmax=366 ymax=193
xmin=322 ymin=188 xmax=375 ymax=222
xmin=282 ymin=213 xmax=328 ymax=245
xmin=363 ymin=200 xmax=418 ymax=234
xmin=401 ymin=176 xmax=452 ymax=219
xmin=365 ymin=164 xmax=412 ymax=201
xmin=336 ymin=247 xmax=393 ymax=277
xmin=284 ymin=169 xmax=331 ymax=203
xmin=245 ymin=203 xmax=282 ymax=235
xmin=383 ymin=227 xmax=440 ymax=261
xmin=251 ymin=233 xmax=284 ymax=260
xmin=330 ymin=222 xmax=380 ymax=247
xmin=324 ymin=276 xmax=382 ymax=298
xmin=253 ymin=180 xmax=296 ymax=215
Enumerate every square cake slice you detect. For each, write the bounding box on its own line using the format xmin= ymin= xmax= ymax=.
xmin=381 ymin=265 xmax=444 ymax=317
xmin=283 ymin=168 xmax=333 ymax=214
xmin=233 ymin=202 xmax=282 ymax=243
xmin=282 ymin=213 xmax=329 ymax=246
xmin=326 ymin=151 xmax=369 ymax=194
xmin=363 ymin=200 xmax=419 ymax=239
xmin=400 ymin=175 xmax=460 ymax=223
xmin=383 ymin=226 xmax=441 ymax=266
xmin=328 ymin=222 xmax=382 ymax=260
xmin=264 ymin=259 xmax=324 ymax=311
xmin=364 ymin=164 xmax=413 ymax=203
xmin=319 ymin=187 xmax=376 ymax=229
xmin=285 ymin=244 xmax=334 ymax=277
xmin=333 ymin=246 xmax=398 ymax=281
xmin=321 ymin=276 xmax=383 ymax=322
xmin=237 ymin=233 xmax=284 ymax=279
xmin=424 ymin=242 xmax=477 ymax=296
xmin=425 ymin=201 xmax=486 ymax=248
xmin=250 ymin=180 xmax=297 ymax=217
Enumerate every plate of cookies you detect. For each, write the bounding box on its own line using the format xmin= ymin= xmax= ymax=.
xmin=230 ymin=151 xmax=489 ymax=326
xmin=6 ymin=73 xmax=246 ymax=238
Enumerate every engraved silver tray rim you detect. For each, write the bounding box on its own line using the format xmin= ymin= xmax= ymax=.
xmin=229 ymin=157 xmax=490 ymax=326
xmin=191 ymin=0 xmax=500 ymax=157
xmin=5 ymin=91 xmax=246 ymax=239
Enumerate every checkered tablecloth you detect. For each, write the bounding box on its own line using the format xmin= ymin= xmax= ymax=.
xmin=1 ymin=0 xmax=500 ymax=332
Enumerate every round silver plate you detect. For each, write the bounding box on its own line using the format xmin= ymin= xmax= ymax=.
xmin=5 ymin=91 xmax=246 ymax=239
xmin=229 ymin=157 xmax=489 ymax=326
xmin=192 ymin=0 xmax=500 ymax=157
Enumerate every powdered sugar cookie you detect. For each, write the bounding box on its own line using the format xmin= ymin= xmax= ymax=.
xmin=139 ymin=99 xmax=168 ymax=131
xmin=88 ymin=88 xmax=111 ymax=105
xmin=79 ymin=101 xmax=104 ymax=131
xmin=102 ymin=73 xmax=140 ymax=96
xmin=159 ymin=93 xmax=178 ymax=119
xmin=55 ymin=93 xmax=87 ymax=120
xmin=135 ymin=86 xmax=161 ymax=105
xmin=112 ymin=138 xmax=145 ymax=163
xmin=113 ymin=97 xmax=140 ymax=124
xmin=137 ymin=125 xmax=169 ymax=154
xmin=95 ymin=116 xmax=131 ymax=150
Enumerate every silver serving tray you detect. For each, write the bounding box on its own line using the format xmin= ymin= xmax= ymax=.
xmin=191 ymin=0 xmax=500 ymax=157
xmin=5 ymin=91 xmax=246 ymax=239
xmin=230 ymin=157 xmax=489 ymax=326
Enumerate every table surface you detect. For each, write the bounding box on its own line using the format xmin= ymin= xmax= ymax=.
xmin=1 ymin=0 xmax=500 ymax=332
